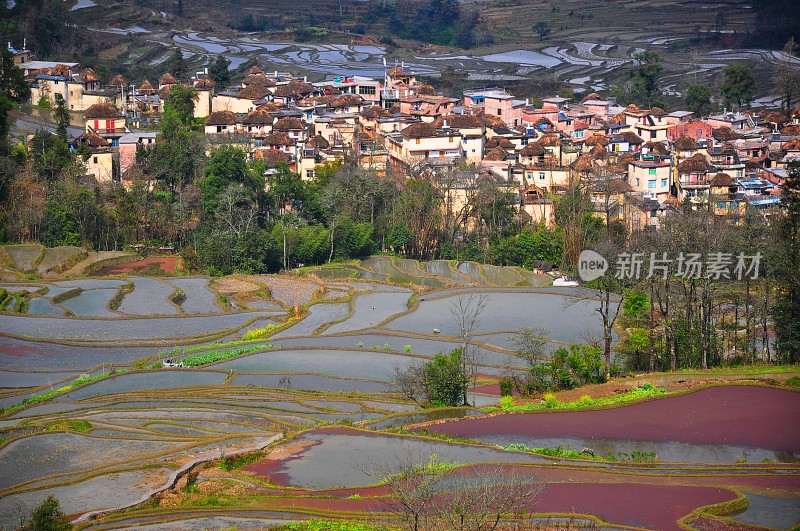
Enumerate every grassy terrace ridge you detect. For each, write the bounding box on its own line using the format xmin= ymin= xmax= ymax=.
xmin=0 ymin=370 xmax=123 ymax=415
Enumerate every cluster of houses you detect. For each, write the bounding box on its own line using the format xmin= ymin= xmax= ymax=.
xmin=10 ymin=42 xmax=800 ymax=231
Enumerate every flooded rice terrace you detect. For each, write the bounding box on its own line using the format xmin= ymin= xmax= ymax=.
xmin=0 ymin=257 xmax=798 ymax=529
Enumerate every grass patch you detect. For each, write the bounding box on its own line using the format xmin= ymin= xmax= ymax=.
xmin=786 ymin=376 xmax=800 ymax=388
xmin=108 ymin=281 xmax=134 ymax=311
xmin=178 ymin=345 xmax=271 ymax=367
xmin=219 ymin=451 xmax=264 ymax=471
xmin=0 ymin=371 xmax=121 ymax=415
xmin=44 ymin=419 xmax=92 ymax=432
xmin=243 ymin=323 xmax=280 ymax=341
xmin=52 ymin=287 xmax=82 ymax=304
xmin=275 ymin=521 xmax=390 ymax=531
xmin=499 ymin=443 xmax=658 ymax=462
xmin=485 ymin=383 xmax=666 ymax=413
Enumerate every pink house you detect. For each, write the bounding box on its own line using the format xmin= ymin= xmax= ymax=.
xmin=463 ymin=88 xmax=524 ymax=127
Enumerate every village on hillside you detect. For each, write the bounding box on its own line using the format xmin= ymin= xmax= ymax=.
xmin=8 ymin=41 xmax=798 ymax=235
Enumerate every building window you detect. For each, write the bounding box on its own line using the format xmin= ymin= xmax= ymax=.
xmin=648 ymin=180 xmax=656 ymax=189
xmin=497 ymin=109 xmax=502 ymax=116
xmin=416 ymin=138 xmax=420 ymax=144
xmin=649 ymin=168 xmax=657 ymax=175
xmin=358 ymin=86 xmax=376 ymax=95
xmin=539 ymin=172 xmax=545 ymax=180
xmin=717 ymin=202 xmax=726 ymax=209
xmin=650 ymin=131 xmax=657 ymax=139
xmin=661 ymin=178 xmax=667 ymax=187
xmin=93 ymin=156 xmax=98 ymax=164
xmin=306 ymin=170 xmax=315 ymax=179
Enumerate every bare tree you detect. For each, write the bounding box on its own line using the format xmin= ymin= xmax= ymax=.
xmin=363 ymin=451 xmax=544 ymax=531
xmin=507 ymin=327 xmax=551 ymax=395
xmin=450 ymin=293 xmax=487 ymax=405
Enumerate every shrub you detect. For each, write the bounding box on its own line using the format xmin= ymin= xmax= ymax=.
xmin=499 ymin=377 xmax=513 ymax=397
xmin=243 ymin=324 xmax=279 ymax=341
xmin=404 ymin=344 xmax=412 ymax=353
xmin=579 ymin=394 xmax=594 ymax=406
xmin=786 ymin=376 xmax=800 ymax=388
xmin=501 ymin=395 xmax=514 ymax=410
xmin=357 ymin=342 xmax=364 ymax=348
xmin=543 ymin=392 xmax=558 ymax=408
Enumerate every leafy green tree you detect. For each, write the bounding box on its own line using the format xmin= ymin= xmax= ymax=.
xmin=628 ymin=51 xmax=664 ymax=108
xmin=208 ymin=56 xmax=231 ymax=88
xmin=29 ymin=130 xmax=72 ymax=182
xmin=27 ymin=495 xmax=73 ymax=530
xmin=684 ymin=83 xmax=712 ymax=116
xmin=200 ymin=146 xmax=252 ymax=213
xmin=772 ymin=161 xmax=800 ymax=363
xmin=423 ymin=348 xmax=468 ymax=407
xmin=720 ymin=64 xmax=757 ymax=110
xmin=0 ymin=49 xmax=29 ymax=102
xmin=533 ymin=21 xmax=550 ymax=40
xmin=164 ymin=85 xmax=197 ymax=126
xmin=166 ymin=49 xmax=189 ymax=81
xmin=52 ymin=93 xmax=70 ymax=141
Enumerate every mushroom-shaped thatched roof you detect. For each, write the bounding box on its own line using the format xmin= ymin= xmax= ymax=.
xmin=534 ymin=117 xmax=553 ymax=127
xmin=244 ymin=65 xmax=263 ymax=76
xmin=782 ymin=137 xmax=800 ymax=152
xmin=361 ymin=106 xmax=392 ymax=119
xmin=400 ymin=121 xmax=436 ymax=139
xmin=621 ymin=131 xmax=644 ymax=145
xmin=331 ymin=94 xmax=363 ymax=108
xmin=205 ymin=111 xmax=237 ymax=126
xmin=674 ymin=135 xmax=698 ymax=151
xmin=483 ymin=146 xmax=509 ymax=161
xmin=387 ymin=66 xmax=407 ymax=77
xmin=79 ymin=67 xmax=99 ymax=82
xmin=243 ymin=108 xmax=274 ymax=125
xmin=159 ymin=73 xmax=178 ymax=86
xmin=710 ymin=172 xmax=733 ymax=186
xmin=763 ymin=111 xmax=789 ymax=125
xmin=650 ymin=106 xmax=667 ymax=117
xmin=475 ymin=112 xmax=506 ymax=128
xmin=257 ymin=102 xmax=283 ymax=113
xmin=139 ymin=79 xmax=156 ymax=95
xmin=677 ymin=153 xmax=711 ymax=173
xmin=194 ymin=78 xmax=215 ymax=90
xmin=589 ymin=144 xmax=609 ymax=159
xmin=520 ymin=142 xmax=545 ymax=157
xmin=273 ymin=117 xmax=305 ymax=131
xmin=486 ymin=136 xmax=515 ymax=149
xmin=416 ymin=84 xmax=437 ymax=96
xmin=434 ymin=114 xmax=483 ymax=129
xmin=781 ymin=124 xmax=800 ymax=136
xmin=77 ymin=132 xmax=109 ymax=147
xmin=624 ymin=103 xmax=643 ymax=113
xmin=609 ymin=112 xmax=627 ymax=124
xmin=255 ymin=148 xmax=291 ymax=164
xmin=537 ymin=134 xmax=562 ymax=147
xmin=242 ymin=73 xmax=276 ymax=88
xmin=85 ymin=103 xmax=122 ymax=119
xmin=272 ymin=80 xmax=314 ymax=98
xmin=237 ymin=84 xmax=272 ymax=100
xmin=109 ymin=74 xmax=128 ymax=87
xmin=583 ymin=134 xmax=609 ymax=147
xmin=579 ymin=92 xmax=603 ymax=104
xmin=307 ymin=134 xmax=330 ymax=149
xmin=712 ymin=126 xmax=739 ymax=141
xmin=263 ymin=132 xmax=294 ymax=146
xmin=607 ymin=177 xmax=633 ymax=194
xmin=572 ymin=154 xmax=594 ymax=172
xmin=643 ymin=141 xmax=669 ymax=155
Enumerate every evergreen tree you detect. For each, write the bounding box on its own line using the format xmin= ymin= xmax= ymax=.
xmin=208 ymin=56 xmax=231 ymax=89
xmin=772 ymin=161 xmax=800 ymax=363
xmin=53 ymin=93 xmax=70 ymax=141
xmin=28 ymin=495 xmax=73 ymax=530
xmin=720 ymin=64 xmax=757 ymax=110
xmin=685 ymin=83 xmax=712 ymax=116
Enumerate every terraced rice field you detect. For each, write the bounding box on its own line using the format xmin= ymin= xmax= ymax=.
xmin=0 ymin=257 xmax=797 ymax=530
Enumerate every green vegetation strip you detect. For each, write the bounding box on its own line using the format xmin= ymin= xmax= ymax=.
xmin=276 ymin=520 xmax=390 ymax=531
xmin=498 ymin=443 xmax=658 ymax=463
xmin=489 ymin=383 xmax=666 ymax=413
xmin=0 ymin=371 xmax=121 ymax=415
xmin=108 ymin=281 xmax=134 ymax=310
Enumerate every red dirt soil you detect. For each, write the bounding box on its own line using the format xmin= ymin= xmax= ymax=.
xmin=425 ymin=386 xmax=800 ymax=451
xmin=267 ymin=482 xmax=736 ymax=531
xmin=96 ymin=256 xmax=181 ymax=275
